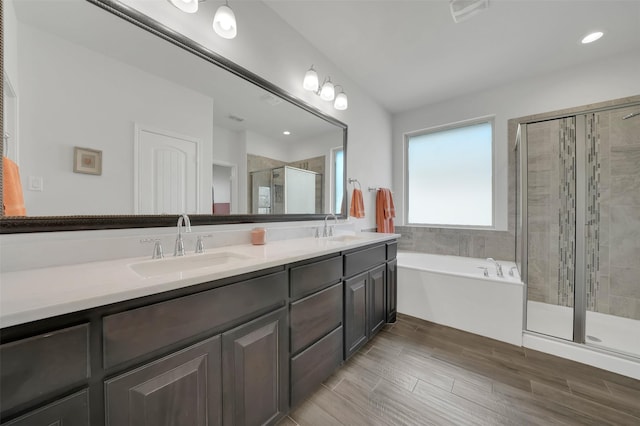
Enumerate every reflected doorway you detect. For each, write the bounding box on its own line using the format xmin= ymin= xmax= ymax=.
xmin=212 ymin=163 xmax=236 ymax=214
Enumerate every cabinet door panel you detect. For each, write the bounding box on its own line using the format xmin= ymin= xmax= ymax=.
xmin=2 ymin=390 xmax=89 ymax=426
xmin=105 ymin=336 xmax=221 ymax=426
xmin=386 ymin=259 xmax=398 ymax=323
xmin=344 ymin=273 xmax=368 ymax=359
xmin=222 ymin=307 xmax=288 ymax=426
xmin=369 ymin=264 xmax=387 ymax=336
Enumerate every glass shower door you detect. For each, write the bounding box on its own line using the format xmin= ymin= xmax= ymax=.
xmin=525 ymin=117 xmax=576 ymax=340
xmin=584 ymin=106 xmax=640 ymax=357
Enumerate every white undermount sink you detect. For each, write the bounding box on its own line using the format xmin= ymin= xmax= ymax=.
xmin=129 ymin=252 xmax=253 ymax=278
xmin=328 ymin=234 xmax=367 ymax=243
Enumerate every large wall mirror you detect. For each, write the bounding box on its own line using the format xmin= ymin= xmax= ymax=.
xmin=1 ymin=0 xmax=347 ymax=233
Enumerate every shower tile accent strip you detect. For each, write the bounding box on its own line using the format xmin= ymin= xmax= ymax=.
xmin=585 ymin=113 xmax=601 ymax=312
xmin=558 ymin=117 xmax=576 ymax=308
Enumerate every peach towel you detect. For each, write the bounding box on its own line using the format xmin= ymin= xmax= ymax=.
xmin=3 ymin=157 xmax=26 ymax=216
xmin=376 ymin=188 xmax=395 ymax=233
xmin=349 ymin=188 xmax=365 ymax=218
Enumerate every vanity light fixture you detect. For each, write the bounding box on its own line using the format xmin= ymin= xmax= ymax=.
xmin=581 ymin=31 xmax=604 ymax=44
xmin=334 ymin=87 xmax=348 ymax=110
xmin=213 ymin=0 xmax=237 ymax=39
xmin=283 ymin=131 xmax=291 ymax=135
xmin=302 ymin=65 xmax=348 ymax=110
xmin=169 ymin=0 xmax=198 ymax=14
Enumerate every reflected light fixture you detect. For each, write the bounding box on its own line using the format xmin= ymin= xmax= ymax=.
xmin=283 ymin=131 xmax=291 ymax=136
xmin=213 ymin=0 xmax=237 ymax=39
xmin=581 ymin=31 xmax=604 ymax=44
xmin=169 ymin=0 xmax=198 ymax=14
xmin=302 ymin=65 xmax=348 ymax=110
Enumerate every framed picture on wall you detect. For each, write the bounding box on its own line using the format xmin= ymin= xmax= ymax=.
xmin=73 ymin=147 xmax=102 ymax=175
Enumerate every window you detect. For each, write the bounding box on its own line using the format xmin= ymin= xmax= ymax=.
xmin=332 ymin=147 xmax=344 ymax=215
xmin=406 ymin=119 xmax=493 ymax=227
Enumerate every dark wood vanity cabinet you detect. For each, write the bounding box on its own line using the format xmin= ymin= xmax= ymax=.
xmin=288 ymin=255 xmax=343 ymax=407
xmin=0 ymin=270 xmax=288 ymax=426
xmin=0 ymin=239 xmax=398 ymax=425
xmin=344 ymin=242 xmax=397 ymax=360
xmin=386 ymin=258 xmax=398 ymax=323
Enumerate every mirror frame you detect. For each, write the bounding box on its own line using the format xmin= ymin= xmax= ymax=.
xmin=0 ymin=0 xmax=348 ymax=233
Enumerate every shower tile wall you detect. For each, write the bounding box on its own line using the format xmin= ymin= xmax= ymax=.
xmin=524 ymin=106 xmax=640 ymax=320
xmin=526 ymin=120 xmax=563 ymax=305
xmin=600 ymin=107 xmax=640 ymax=320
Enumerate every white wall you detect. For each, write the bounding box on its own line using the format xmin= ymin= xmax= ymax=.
xmin=122 ymin=0 xmax=393 ymax=231
xmin=17 ymin=23 xmax=214 ymax=215
xmin=3 ymin=0 xmax=20 ymax=95
xmin=393 ymin=51 xmax=640 ymax=229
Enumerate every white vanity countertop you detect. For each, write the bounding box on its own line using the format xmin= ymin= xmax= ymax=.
xmin=0 ymin=233 xmax=398 ymax=328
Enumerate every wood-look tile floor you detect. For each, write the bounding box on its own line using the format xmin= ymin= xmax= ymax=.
xmin=279 ymin=314 xmax=640 ymax=426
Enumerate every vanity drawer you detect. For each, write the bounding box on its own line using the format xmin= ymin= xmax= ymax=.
xmin=344 ymin=244 xmax=386 ymax=277
xmin=290 ymin=326 xmax=343 ymax=408
xmin=2 ymin=390 xmax=90 ymax=426
xmin=290 ymin=282 xmax=343 ymax=354
xmin=0 ymin=324 xmax=90 ymax=414
xmin=103 ymin=271 xmax=287 ymax=369
xmin=290 ymin=256 xmax=342 ymax=300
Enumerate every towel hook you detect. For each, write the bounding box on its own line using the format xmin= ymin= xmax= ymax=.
xmin=348 ymin=177 xmax=361 ymax=190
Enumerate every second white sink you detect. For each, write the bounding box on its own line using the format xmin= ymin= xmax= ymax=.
xmin=130 ymin=252 xmax=253 ymax=278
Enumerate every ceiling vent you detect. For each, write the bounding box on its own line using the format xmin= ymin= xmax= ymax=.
xmin=449 ymin=0 xmax=489 ymax=23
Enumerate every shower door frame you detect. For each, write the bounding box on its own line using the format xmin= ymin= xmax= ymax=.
xmin=515 ymin=95 xmax=640 ymax=347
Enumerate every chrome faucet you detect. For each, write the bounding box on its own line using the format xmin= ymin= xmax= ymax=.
xmin=174 ymin=214 xmax=192 ymax=256
xmin=323 ymin=213 xmax=338 ymax=237
xmin=486 ymin=257 xmax=503 ymax=277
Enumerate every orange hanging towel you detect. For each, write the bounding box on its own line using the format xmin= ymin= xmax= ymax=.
xmin=349 ymin=188 xmax=365 ymax=218
xmin=2 ymin=157 xmax=26 ymax=216
xmin=376 ymin=188 xmax=395 ymax=233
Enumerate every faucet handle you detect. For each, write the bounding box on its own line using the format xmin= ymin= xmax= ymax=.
xmin=328 ymin=225 xmax=334 ymax=237
xmin=140 ymin=238 xmax=164 ymax=259
xmin=195 ymin=234 xmax=213 ymax=254
xmin=315 ymin=227 xmax=320 ymax=238
xmin=477 ymin=266 xmax=489 ymax=277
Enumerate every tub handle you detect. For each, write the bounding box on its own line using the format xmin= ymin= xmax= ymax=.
xmin=477 ymin=266 xmax=489 ymax=277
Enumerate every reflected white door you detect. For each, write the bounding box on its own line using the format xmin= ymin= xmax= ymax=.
xmin=135 ymin=126 xmax=199 ymax=214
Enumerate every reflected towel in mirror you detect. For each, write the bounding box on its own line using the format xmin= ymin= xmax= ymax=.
xmin=2 ymin=157 xmax=26 ymax=216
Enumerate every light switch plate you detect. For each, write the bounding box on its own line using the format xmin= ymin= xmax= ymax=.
xmin=28 ymin=176 xmax=44 ymax=191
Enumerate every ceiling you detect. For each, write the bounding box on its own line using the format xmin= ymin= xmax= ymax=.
xmin=264 ymin=0 xmax=640 ymax=114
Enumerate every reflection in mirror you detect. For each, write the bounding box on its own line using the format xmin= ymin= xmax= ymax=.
xmin=1 ymin=0 xmax=346 ymax=225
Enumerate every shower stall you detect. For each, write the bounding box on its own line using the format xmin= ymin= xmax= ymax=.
xmin=516 ymin=99 xmax=640 ymax=359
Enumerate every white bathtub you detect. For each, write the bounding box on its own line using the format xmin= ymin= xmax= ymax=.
xmin=397 ymin=252 xmax=524 ymax=346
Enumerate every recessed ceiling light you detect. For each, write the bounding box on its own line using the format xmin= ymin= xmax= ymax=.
xmin=283 ymin=131 xmax=291 ymax=136
xmin=581 ymin=31 xmax=604 ymax=44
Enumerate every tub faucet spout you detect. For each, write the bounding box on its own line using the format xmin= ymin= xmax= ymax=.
xmin=486 ymin=258 xmax=503 ymax=277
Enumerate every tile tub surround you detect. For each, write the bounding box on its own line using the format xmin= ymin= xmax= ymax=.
xmin=0 ymin=229 xmax=398 ymax=327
